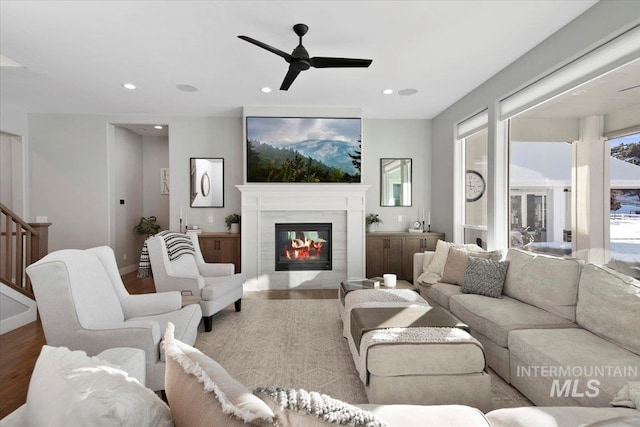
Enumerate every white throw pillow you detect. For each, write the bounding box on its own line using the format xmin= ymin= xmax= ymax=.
xmin=425 ymin=240 xmax=484 ymax=276
xmin=26 ymin=345 xmax=173 ymax=427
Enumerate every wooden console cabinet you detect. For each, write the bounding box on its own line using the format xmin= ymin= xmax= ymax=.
xmin=366 ymin=231 xmax=445 ymax=281
xmin=197 ymin=232 xmax=241 ymax=273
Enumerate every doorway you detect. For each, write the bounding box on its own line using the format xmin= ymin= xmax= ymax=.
xmin=112 ymin=124 xmax=169 ymax=273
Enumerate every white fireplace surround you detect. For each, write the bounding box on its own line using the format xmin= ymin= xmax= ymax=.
xmin=237 ymin=184 xmax=370 ymax=290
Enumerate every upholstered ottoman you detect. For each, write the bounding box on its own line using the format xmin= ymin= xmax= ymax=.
xmin=340 ymin=287 xmax=429 ymax=337
xmin=347 ymin=306 xmax=491 ymax=412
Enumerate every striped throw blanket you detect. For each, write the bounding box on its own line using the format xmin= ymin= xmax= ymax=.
xmin=137 ymin=231 xmax=196 ymax=278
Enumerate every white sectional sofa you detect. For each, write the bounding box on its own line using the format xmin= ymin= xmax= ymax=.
xmin=414 ymin=247 xmax=640 ymax=408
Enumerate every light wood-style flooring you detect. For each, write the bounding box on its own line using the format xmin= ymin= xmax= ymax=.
xmin=0 ymin=273 xmax=336 ymax=418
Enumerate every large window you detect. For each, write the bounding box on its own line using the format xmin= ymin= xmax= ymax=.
xmin=608 ymin=132 xmax=640 ymax=276
xmin=509 ymin=141 xmax=572 ymax=255
xmin=463 ymin=128 xmax=488 ymax=248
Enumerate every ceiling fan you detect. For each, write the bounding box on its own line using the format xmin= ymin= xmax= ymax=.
xmin=238 ymin=23 xmax=373 ymax=91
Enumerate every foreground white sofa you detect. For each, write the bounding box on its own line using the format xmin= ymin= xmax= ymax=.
xmin=2 ymin=336 xmax=638 ymax=426
xmin=414 ymin=248 xmax=640 ymax=408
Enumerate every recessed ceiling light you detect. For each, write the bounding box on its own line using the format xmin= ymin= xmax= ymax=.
xmin=398 ymin=88 xmax=418 ymax=96
xmin=382 ymin=89 xmax=394 ymax=95
xmin=122 ymin=83 xmax=137 ymax=90
xmin=176 ymin=84 xmax=198 ymax=92
xmin=154 ymin=125 xmax=163 ymax=129
xmin=260 ymin=87 xmax=272 ymax=93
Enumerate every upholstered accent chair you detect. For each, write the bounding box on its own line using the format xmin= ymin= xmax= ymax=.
xmin=25 ymin=246 xmax=202 ymax=391
xmin=147 ymin=232 xmax=244 ymax=332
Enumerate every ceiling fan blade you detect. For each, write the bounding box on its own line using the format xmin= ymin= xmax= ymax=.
xmin=310 ymin=57 xmax=372 ymax=68
xmin=280 ymin=68 xmax=301 ymax=91
xmin=238 ymin=35 xmax=292 ymax=61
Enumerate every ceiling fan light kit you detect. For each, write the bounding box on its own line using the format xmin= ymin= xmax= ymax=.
xmin=238 ymin=23 xmax=373 ymax=90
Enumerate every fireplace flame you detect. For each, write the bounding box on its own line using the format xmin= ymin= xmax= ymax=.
xmin=284 ymin=238 xmax=324 ymax=260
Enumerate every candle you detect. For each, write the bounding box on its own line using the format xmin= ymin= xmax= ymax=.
xmin=428 ymin=211 xmax=431 ymax=225
xmin=185 ymin=211 xmax=188 ymax=226
xmin=180 ymin=206 xmax=183 ymax=220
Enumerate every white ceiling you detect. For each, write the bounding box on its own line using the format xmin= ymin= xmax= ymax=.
xmin=0 ymin=1 xmax=598 ymax=119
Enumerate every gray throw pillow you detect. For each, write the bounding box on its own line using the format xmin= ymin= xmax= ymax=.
xmin=461 ymin=257 xmax=510 ymax=298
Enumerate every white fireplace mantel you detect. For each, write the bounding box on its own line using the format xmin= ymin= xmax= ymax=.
xmin=237 ymin=184 xmax=370 ymax=290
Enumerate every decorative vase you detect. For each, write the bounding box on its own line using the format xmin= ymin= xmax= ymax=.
xmin=367 ymin=224 xmax=376 ymax=233
xmin=230 ymin=223 xmax=240 ymax=234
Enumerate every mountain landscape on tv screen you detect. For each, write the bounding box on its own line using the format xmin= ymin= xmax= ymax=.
xmin=247 ymin=139 xmax=361 ymax=183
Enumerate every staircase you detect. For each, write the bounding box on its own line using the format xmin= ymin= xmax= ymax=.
xmin=0 ymin=203 xmax=50 ymax=334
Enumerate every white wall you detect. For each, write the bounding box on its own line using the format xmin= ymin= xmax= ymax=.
xmin=0 ymin=106 xmax=28 ymax=218
xmin=363 ymin=119 xmax=431 ymax=231
xmin=142 ymin=136 xmax=169 ymax=231
xmin=29 ymin=114 xmax=112 ymax=251
xmin=431 ymin=1 xmax=640 ymax=240
xmin=170 ymin=117 xmax=244 ymax=232
xmin=26 ymin=113 xmax=431 ymax=251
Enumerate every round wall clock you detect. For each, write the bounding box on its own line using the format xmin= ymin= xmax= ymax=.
xmin=466 ymin=170 xmax=485 ymax=202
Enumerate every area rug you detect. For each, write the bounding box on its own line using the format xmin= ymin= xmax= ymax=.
xmin=194 ymin=298 xmax=533 ymax=410
xmin=195 ymin=299 xmax=368 ymax=403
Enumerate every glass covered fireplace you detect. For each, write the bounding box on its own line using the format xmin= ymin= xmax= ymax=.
xmin=275 ymin=223 xmax=332 ymax=271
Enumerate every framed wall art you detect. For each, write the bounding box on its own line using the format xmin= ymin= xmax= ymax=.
xmin=190 ymin=158 xmax=224 ymax=207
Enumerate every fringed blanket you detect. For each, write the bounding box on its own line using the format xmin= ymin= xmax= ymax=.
xmin=137 ymin=231 xmax=196 ymax=278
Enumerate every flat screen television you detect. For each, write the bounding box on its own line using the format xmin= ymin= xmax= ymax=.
xmin=246 ymin=116 xmax=362 ymax=183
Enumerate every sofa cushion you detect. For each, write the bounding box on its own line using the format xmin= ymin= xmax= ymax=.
xmin=508 ymin=328 xmax=640 ymax=407
xmin=425 ymin=240 xmax=483 ymax=276
xmin=449 ymin=294 xmax=576 ymax=348
xmin=576 ymin=263 xmax=640 ymax=356
xmin=442 ymin=248 xmax=504 ymax=286
xmin=254 ymin=386 xmax=385 ymax=427
xmin=422 ymin=282 xmax=463 ymax=310
xmin=486 ymin=406 xmax=640 ymax=427
xmin=504 ymin=249 xmax=581 ymax=322
xmin=461 ymin=258 xmax=509 ymax=298
xmin=26 ymin=345 xmax=172 ymax=427
xmin=163 ymin=323 xmax=274 ymax=427
xmin=357 ymin=404 xmax=491 ymax=427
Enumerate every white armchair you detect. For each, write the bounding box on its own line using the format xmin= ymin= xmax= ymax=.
xmin=147 ymin=231 xmax=244 ymax=332
xmin=25 ymin=246 xmax=202 ymax=391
